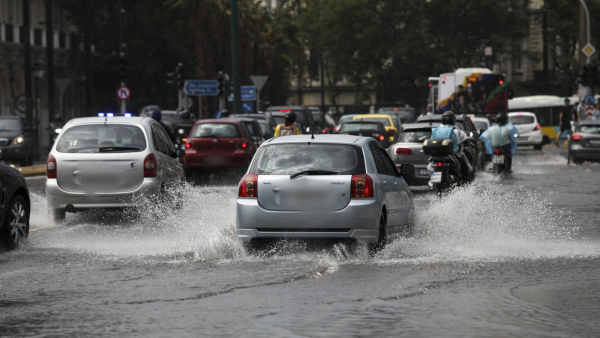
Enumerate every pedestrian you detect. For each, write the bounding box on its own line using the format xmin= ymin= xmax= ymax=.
xmin=571 ymin=101 xmax=579 ymax=130
xmin=578 ymin=100 xmax=587 ymax=121
xmin=556 ymin=98 xmax=572 ymax=147
xmin=274 ymin=112 xmax=301 ymax=137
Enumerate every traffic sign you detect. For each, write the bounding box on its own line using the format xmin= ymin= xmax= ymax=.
xmin=228 ymin=86 xmax=256 ymax=102
xmin=184 ymin=80 xmax=218 ymax=96
xmin=242 ymin=102 xmax=253 ymax=113
xmin=15 ymin=95 xmax=26 ymax=113
xmin=215 ymin=109 xmax=223 ymax=119
xmin=586 ymin=105 xmax=594 ymax=120
xmin=584 ymin=94 xmax=595 ymax=105
xmin=250 ymin=76 xmax=268 ymax=92
xmin=182 ymin=97 xmax=193 ymax=109
xmin=583 ymin=43 xmax=596 ymax=58
xmin=117 ymin=86 xmax=131 ymax=100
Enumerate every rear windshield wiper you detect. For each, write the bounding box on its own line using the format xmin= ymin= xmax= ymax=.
xmin=290 ymin=170 xmax=339 ymax=179
xmin=98 ymin=146 xmax=142 ymax=152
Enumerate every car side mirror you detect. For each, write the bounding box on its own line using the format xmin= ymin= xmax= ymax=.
xmin=0 ymin=148 xmax=3 ymax=161
xmin=399 ymin=164 xmax=415 ymax=176
xmin=175 ymin=148 xmax=185 ymax=158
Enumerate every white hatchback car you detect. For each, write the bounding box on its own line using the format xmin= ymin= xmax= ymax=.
xmin=508 ymin=112 xmax=543 ymax=150
xmin=46 ymin=116 xmax=184 ymax=221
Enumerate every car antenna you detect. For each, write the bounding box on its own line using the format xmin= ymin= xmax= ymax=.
xmin=311 ymin=125 xmax=315 ymax=139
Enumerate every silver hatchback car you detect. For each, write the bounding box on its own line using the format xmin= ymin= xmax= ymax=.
xmin=236 ymin=135 xmax=415 ymax=252
xmin=46 ymin=116 xmax=184 ymax=221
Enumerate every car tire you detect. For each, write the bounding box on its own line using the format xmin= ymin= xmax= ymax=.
xmin=0 ymin=195 xmax=29 ymax=251
xmin=52 ymin=208 xmax=66 ymax=223
xmin=184 ymin=168 xmax=194 ymax=180
xmin=368 ymin=215 xmax=387 ymax=256
xmin=534 ymin=143 xmax=543 ymax=150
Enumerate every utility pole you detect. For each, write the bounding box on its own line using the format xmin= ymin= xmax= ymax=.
xmin=320 ymin=52 xmax=325 ymax=113
xmin=23 ymin=0 xmax=34 ymax=134
xmin=230 ymin=0 xmax=242 ymax=115
xmin=119 ymin=0 xmax=126 ymax=115
xmin=46 ymin=0 xmax=55 ymax=121
xmin=579 ymin=0 xmax=592 ymax=97
xmin=542 ymin=4 xmax=549 ymax=92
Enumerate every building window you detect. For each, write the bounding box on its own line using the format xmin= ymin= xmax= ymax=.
xmin=70 ymin=33 xmax=79 ymax=51
xmin=5 ymin=24 xmax=14 ymax=42
xmin=34 ymin=28 xmax=42 ymax=46
xmin=19 ymin=25 xmax=26 ymax=43
xmin=59 ymin=31 xmax=66 ymax=48
xmin=512 ymin=56 xmax=523 ymax=73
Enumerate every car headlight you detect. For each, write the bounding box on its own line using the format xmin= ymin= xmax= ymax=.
xmin=13 ymin=135 xmax=24 ymax=145
xmin=55 ymin=128 xmax=62 ymax=134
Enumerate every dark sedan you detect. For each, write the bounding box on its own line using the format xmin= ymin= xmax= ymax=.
xmin=568 ymin=121 xmax=600 ymax=164
xmin=339 ymin=120 xmax=391 ymax=148
xmin=0 ymin=148 xmax=30 ymax=251
xmin=0 ymin=116 xmax=34 ymax=166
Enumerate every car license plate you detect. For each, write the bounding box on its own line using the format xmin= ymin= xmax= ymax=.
xmin=418 ymin=169 xmax=428 ymax=176
xmin=492 ymin=155 xmax=505 ymax=164
xmin=430 ymin=172 xmax=442 ymax=183
xmin=589 ymin=139 xmax=600 ymax=145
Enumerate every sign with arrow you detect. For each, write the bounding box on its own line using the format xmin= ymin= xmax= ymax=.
xmin=228 ymin=86 xmax=256 ymax=102
xmin=184 ymin=80 xmax=218 ymax=96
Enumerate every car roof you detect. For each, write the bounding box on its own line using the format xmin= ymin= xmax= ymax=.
xmin=0 ymin=116 xmax=20 ymax=119
xmin=472 ymin=117 xmax=490 ymax=122
xmin=354 ymin=114 xmax=392 ymax=119
xmin=195 ymin=118 xmax=242 ymax=125
xmin=268 ymin=106 xmax=305 ymax=110
xmin=579 ymin=120 xmax=600 ymax=125
xmin=263 ymin=134 xmax=371 ymax=146
xmin=230 ymin=114 xmax=265 ymax=119
xmin=66 ymin=116 xmax=149 ymax=126
xmin=508 ymin=112 xmax=536 ymax=116
xmin=401 ymin=122 xmax=441 ymax=129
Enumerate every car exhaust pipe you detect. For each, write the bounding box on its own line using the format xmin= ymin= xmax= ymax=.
xmin=65 ymin=204 xmax=76 ymax=213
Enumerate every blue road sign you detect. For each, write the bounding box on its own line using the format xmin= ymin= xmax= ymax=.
xmin=228 ymin=86 xmax=256 ymax=102
xmin=184 ymin=80 xmax=218 ymax=96
xmin=584 ymin=94 xmax=595 ymax=105
xmin=242 ymin=102 xmax=253 ymax=113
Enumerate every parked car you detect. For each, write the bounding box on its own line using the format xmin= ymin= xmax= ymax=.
xmin=508 ymin=112 xmax=543 ymax=150
xmin=340 ymin=120 xmax=391 ymax=148
xmin=352 ymin=114 xmax=399 ymax=140
xmin=229 ymin=114 xmax=276 ymax=138
xmin=237 ymin=134 xmax=415 ymax=253
xmin=388 ymin=123 xmax=439 ymax=186
xmin=46 ymin=116 xmax=184 ymax=222
xmin=265 ymin=106 xmax=319 ymax=134
xmin=378 ymin=107 xmax=417 ymax=124
xmin=184 ymin=119 xmax=257 ymax=176
xmin=308 ymin=107 xmax=329 ymax=133
xmin=416 ymin=114 xmax=486 ymax=170
xmin=0 ymin=116 xmax=34 ymax=166
xmin=0 ymin=148 xmax=30 ymax=250
xmin=568 ymin=120 xmax=600 ymax=164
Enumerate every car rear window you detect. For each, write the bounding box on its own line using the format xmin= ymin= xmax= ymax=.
xmin=359 ymin=117 xmax=391 ymax=126
xmin=341 ymin=122 xmax=380 ymax=132
xmin=311 ymin=112 xmax=326 ymax=127
xmin=0 ymin=118 xmax=22 ymax=131
xmin=577 ymin=125 xmax=600 ymax=134
xmin=250 ymin=143 xmax=365 ymax=175
xmin=399 ymin=128 xmax=432 ymax=143
xmin=273 ymin=116 xmax=285 ymax=126
xmin=509 ymin=115 xmax=535 ymax=125
xmin=192 ymin=123 xmax=241 ymax=138
xmin=475 ymin=121 xmax=488 ymax=131
xmin=56 ymin=124 xmax=147 ymax=153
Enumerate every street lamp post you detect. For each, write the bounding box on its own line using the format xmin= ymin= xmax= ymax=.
xmin=32 ymin=64 xmax=44 ymax=161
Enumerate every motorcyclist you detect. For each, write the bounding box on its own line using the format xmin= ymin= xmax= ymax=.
xmin=151 ymin=109 xmax=176 ymax=143
xmin=430 ymin=111 xmax=473 ymax=177
xmin=274 ymin=112 xmax=301 ymax=137
xmin=480 ymin=112 xmax=517 ymax=171
xmin=49 ymin=116 xmax=65 ymax=142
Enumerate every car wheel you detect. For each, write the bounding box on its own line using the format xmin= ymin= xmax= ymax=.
xmin=368 ymin=215 xmax=387 ymax=256
xmin=52 ymin=208 xmax=66 ymax=223
xmin=534 ymin=143 xmax=543 ymax=150
xmin=184 ymin=168 xmax=194 ymax=180
xmin=0 ymin=195 xmax=29 ymax=251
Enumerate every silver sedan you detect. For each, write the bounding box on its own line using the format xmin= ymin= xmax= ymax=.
xmin=236 ymin=134 xmax=415 ymax=253
xmin=46 ymin=116 xmax=184 ymax=222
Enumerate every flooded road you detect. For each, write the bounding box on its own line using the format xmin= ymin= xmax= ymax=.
xmin=1 ymin=147 xmax=599 ymax=337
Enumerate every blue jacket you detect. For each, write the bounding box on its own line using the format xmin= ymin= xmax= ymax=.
xmin=431 ymin=126 xmax=459 ymax=154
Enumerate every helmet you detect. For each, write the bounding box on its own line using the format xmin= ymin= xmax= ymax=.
xmin=284 ymin=112 xmax=297 ymax=124
xmin=496 ymin=113 xmax=507 ymax=125
xmin=441 ymin=111 xmax=456 ymax=126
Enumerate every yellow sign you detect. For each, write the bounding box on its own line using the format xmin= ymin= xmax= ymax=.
xmin=582 ymin=43 xmax=596 ymax=57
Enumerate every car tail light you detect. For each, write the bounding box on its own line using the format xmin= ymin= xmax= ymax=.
xmin=279 ymin=109 xmax=291 ymax=113
xmin=534 ymin=124 xmax=541 ymax=131
xmin=182 ymin=137 xmax=188 ymax=142
xmin=321 ymin=129 xmax=326 ymax=133
xmin=328 ymin=126 xmax=334 ymax=132
xmin=379 ymin=135 xmax=385 ymax=141
xmin=493 ymin=149 xmax=501 ymax=155
xmin=46 ymin=154 xmax=57 ymax=178
xmin=517 ymin=113 xmax=523 ymax=117
xmin=185 ymin=141 xmax=194 ymax=149
xmin=433 ymin=162 xmax=448 ymax=167
xmin=144 ymin=153 xmax=157 ymax=177
xmin=572 ymin=133 xmax=583 ymax=142
xmin=396 ymin=147 xmax=414 ymax=155
xmin=238 ymin=174 xmax=258 ymax=197
xmin=351 ymin=174 xmax=374 ymax=198
xmin=237 ymin=141 xmax=248 ymax=149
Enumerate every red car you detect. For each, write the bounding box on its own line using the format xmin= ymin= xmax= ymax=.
xmin=184 ymin=119 xmax=256 ymax=176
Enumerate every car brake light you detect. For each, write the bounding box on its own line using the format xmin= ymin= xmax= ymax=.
xmin=279 ymin=109 xmax=291 ymax=113
xmin=144 ymin=153 xmax=157 ymax=177
xmin=534 ymin=124 xmax=541 ymax=131
xmin=517 ymin=113 xmax=523 ymax=117
xmin=499 ymin=80 xmax=504 ymax=85
xmin=238 ymin=174 xmax=258 ymax=197
xmin=493 ymin=149 xmax=501 ymax=155
xmin=182 ymin=137 xmax=188 ymax=142
xmin=379 ymin=135 xmax=385 ymax=141
xmin=572 ymin=133 xmax=583 ymax=142
xmin=238 ymin=141 xmax=248 ymax=149
xmin=185 ymin=141 xmax=193 ymax=149
xmin=46 ymin=154 xmax=57 ymax=178
xmin=322 ymin=129 xmax=327 ymax=133
xmin=351 ymin=174 xmax=373 ymax=198
xmin=396 ymin=147 xmax=414 ymax=155
xmin=394 ymin=108 xmax=398 ymax=111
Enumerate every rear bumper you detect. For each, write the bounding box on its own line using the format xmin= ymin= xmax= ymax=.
xmin=396 ymin=164 xmax=429 ymax=186
xmin=45 ymin=178 xmax=161 ymax=210
xmin=569 ymin=144 xmax=600 ymax=161
xmin=516 ymin=130 xmax=543 ymax=145
xmin=236 ymin=198 xmax=381 ymax=244
xmin=184 ymin=150 xmax=251 ymax=168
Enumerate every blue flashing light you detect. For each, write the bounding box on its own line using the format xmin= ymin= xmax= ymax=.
xmin=107 ymin=113 xmax=114 ymax=117
xmin=98 ymin=113 xmax=105 ymax=117
xmin=124 ymin=113 xmax=132 ymax=117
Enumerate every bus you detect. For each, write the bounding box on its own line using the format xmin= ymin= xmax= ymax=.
xmin=508 ymin=95 xmax=579 ymax=142
xmin=437 ymin=68 xmax=508 ymax=116
xmin=427 ymin=77 xmax=439 ymax=114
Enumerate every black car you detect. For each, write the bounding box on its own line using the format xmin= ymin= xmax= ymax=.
xmin=0 ymin=116 xmax=34 ymax=166
xmin=0 ymin=148 xmax=30 ymax=251
xmin=229 ymin=114 xmax=276 ymax=138
xmin=568 ymin=120 xmax=600 ymax=164
xmin=140 ymin=110 xmax=195 ymax=143
xmin=266 ymin=106 xmax=319 ymax=134
xmin=416 ymin=114 xmax=486 ymax=170
xmin=308 ymin=107 xmax=330 ymax=133
xmin=340 ymin=120 xmax=391 ymax=148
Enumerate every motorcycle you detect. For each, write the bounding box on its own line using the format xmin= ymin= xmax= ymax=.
xmin=49 ymin=121 xmax=64 ymax=143
xmin=424 ymin=138 xmax=475 ymax=195
xmin=492 ymin=146 xmax=508 ymax=175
